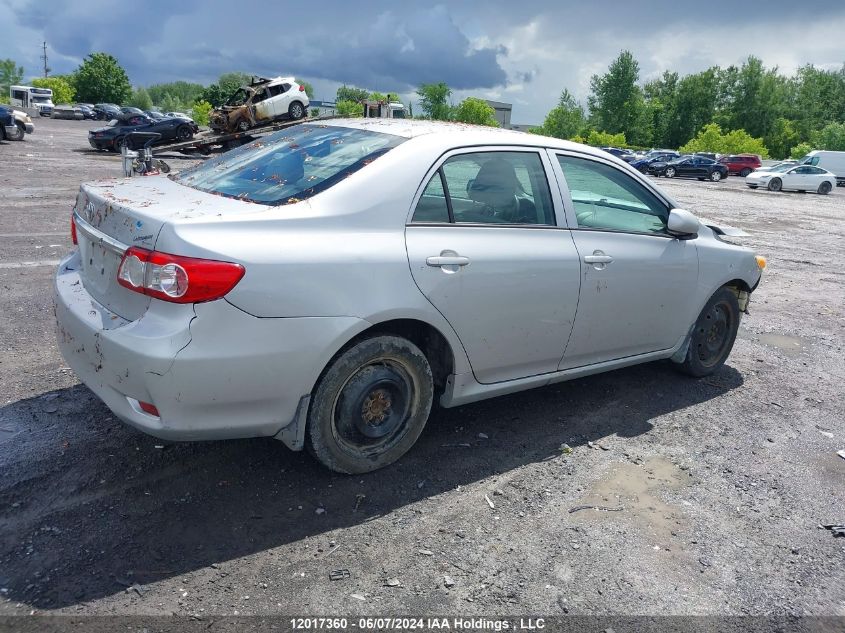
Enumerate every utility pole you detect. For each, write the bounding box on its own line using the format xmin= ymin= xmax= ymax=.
xmin=40 ymin=41 xmax=50 ymax=78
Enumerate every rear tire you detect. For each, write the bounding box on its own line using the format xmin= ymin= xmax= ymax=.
xmin=306 ymin=336 xmax=434 ymax=474
xmin=665 ymin=167 xmax=676 ymax=178
xmin=289 ymin=101 xmax=305 ymax=120
xmin=112 ymin=135 xmax=126 ymax=153
xmin=818 ymin=181 xmax=832 ymax=195
xmin=676 ymin=287 xmax=741 ymax=377
xmin=710 ymin=170 xmax=722 ymax=182
xmin=768 ymin=178 xmax=782 ymax=192
xmin=236 ymin=118 xmax=251 ymax=132
xmin=740 ymin=168 xmax=752 ymax=177
xmin=176 ymin=124 xmax=193 ymax=141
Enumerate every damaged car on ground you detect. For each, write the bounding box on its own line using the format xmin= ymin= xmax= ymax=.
xmin=209 ymin=76 xmax=309 ymax=133
xmin=56 ymin=120 xmax=765 ymax=474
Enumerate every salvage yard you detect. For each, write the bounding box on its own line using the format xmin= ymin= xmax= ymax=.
xmin=0 ymin=117 xmax=844 ymax=616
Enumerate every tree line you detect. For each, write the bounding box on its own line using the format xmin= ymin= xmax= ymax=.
xmin=533 ymin=50 xmax=845 ymax=159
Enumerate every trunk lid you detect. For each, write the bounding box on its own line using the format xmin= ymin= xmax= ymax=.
xmin=73 ymin=175 xmax=262 ymax=321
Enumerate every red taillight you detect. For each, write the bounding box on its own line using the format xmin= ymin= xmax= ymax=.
xmin=139 ymin=401 xmax=159 ymax=417
xmin=299 ymin=84 xmax=305 ymax=91
xmin=117 ymin=246 xmax=245 ymax=304
xmin=71 ymin=213 xmax=78 ymax=245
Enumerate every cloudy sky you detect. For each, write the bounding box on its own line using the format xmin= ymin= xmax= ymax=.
xmin=2 ymin=0 xmax=844 ymax=123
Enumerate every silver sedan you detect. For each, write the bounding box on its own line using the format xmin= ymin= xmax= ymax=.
xmin=55 ymin=120 xmax=765 ymax=473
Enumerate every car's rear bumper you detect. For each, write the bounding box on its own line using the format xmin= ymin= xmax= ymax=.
xmin=55 ymin=251 xmax=368 ymax=443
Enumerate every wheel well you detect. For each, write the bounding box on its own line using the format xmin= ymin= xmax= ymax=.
xmin=724 ymin=279 xmax=752 ymax=311
xmin=340 ymin=319 xmax=455 ymax=391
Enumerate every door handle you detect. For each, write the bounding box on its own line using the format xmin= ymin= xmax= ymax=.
xmin=426 ymin=255 xmax=470 ymax=267
xmin=583 ymin=254 xmax=613 ymax=264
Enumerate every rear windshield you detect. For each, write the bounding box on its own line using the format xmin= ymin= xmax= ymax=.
xmin=173 ymin=125 xmax=405 ymax=205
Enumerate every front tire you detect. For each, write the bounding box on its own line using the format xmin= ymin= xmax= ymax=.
xmin=665 ymin=167 xmax=676 ymax=178
xmin=8 ymin=121 xmax=26 ymax=141
xmin=768 ymin=178 xmax=782 ymax=192
xmin=740 ymin=168 xmax=752 ymax=177
xmin=676 ymin=287 xmax=741 ymax=377
xmin=306 ymin=336 xmax=434 ymax=474
xmin=710 ymin=170 xmax=722 ymax=182
xmin=818 ymin=181 xmax=832 ymax=195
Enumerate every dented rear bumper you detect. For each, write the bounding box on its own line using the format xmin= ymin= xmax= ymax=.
xmin=54 ymin=251 xmax=369 ymax=444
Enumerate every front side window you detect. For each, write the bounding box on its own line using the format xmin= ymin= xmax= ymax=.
xmin=174 ymin=125 xmax=405 ymax=205
xmin=557 ymin=154 xmax=669 ymax=234
xmin=412 ymin=151 xmax=554 ymax=225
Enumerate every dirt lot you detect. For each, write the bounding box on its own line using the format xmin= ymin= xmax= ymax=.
xmin=0 ymin=118 xmax=843 ymax=618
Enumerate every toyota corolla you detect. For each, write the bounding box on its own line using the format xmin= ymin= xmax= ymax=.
xmin=55 ymin=120 xmax=765 ymax=473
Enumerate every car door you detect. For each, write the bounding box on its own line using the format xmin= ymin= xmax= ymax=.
xmin=268 ymin=84 xmax=292 ymax=117
xmin=251 ymin=88 xmax=273 ymax=122
xmin=405 ymin=148 xmax=582 ymax=384
xmin=784 ymin=166 xmax=816 ymax=190
xmin=550 ymin=151 xmax=700 ymax=369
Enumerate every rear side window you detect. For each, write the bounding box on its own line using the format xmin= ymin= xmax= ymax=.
xmin=412 ymin=151 xmax=555 ymax=225
xmin=174 ymin=125 xmax=405 ymax=205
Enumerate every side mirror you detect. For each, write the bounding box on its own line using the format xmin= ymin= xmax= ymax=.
xmin=667 ymin=208 xmax=700 ymax=237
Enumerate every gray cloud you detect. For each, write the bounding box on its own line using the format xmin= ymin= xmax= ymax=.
xmin=2 ymin=0 xmax=844 ymax=123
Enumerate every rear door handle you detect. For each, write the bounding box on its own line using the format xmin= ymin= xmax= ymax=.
xmin=426 ymin=255 xmax=470 ymax=267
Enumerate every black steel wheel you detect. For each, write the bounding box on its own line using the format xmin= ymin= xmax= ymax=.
xmin=676 ymin=287 xmax=740 ymax=377
xmin=306 ymin=336 xmax=434 ymax=473
xmin=112 ymin=135 xmax=126 ymax=153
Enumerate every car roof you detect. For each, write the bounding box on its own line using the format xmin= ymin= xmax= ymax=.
xmin=314 ymin=118 xmax=619 ymax=160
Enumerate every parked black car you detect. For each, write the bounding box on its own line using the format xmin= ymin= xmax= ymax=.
xmin=629 ymin=151 xmax=680 ymax=173
xmin=652 ymin=156 xmax=729 ymax=181
xmin=88 ymin=113 xmax=197 ymax=151
xmin=93 ymin=103 xmax=121 ymax=120
xmin=601 ymin=146 xmax=636 ymax=162
xmin=120 ymin=106 xmax=145 ymax=116
xmin=75 ymin=104 xmax=98 ymax=120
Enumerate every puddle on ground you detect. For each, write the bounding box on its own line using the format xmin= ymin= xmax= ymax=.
xmin=756 ymin=333 xmax=807 ymax=357
xmin=569 ymin=457 xmax=691 ymax=541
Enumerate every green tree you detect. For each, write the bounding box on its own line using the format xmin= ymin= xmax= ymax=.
xmin=790 ymin=142 xmax=813 ymax=159
xmin=586 ymin=130 xmax=627 ymax=147
xmin=588 ymin=50 xmax=651 ymax=145
xmin=812 ymin=122 xmax=845 ymax=151
xmin=126 ymin=86 xmax=153 ymax=110
xmin=369 ymin=91 xmax=387 ymax=102
xmin=147 ymin=81 xmax=205 ymax=107
xmin=715 ymin=57 xmax=788 ymax=140
xmin=218 ymin=72 xmax=251 ymax=97
xmin=72 ymin=53 xmax=132 ymax=104
xmin=191 ymin=100 xmax=213 ymax=127
xmin=387 ymin=92 xmax=401 ymax=103
xmin=416 ymin=82 xmax=453 ymax=120
xmin=680 ymin=123 xmax=769 ymax=157
xmin=336 ymin=85 xmax=369 ymax=103
xmin=535 ymin=89 xmax=586 ymax=139
xmin=336 ymin=99 xmax=363 ymax=116
xmin=790 ymin=65 xmax=845 ymax=141
xmin=663 ymin=69 xmax=719 ymax=148
xmin=31 ymin=76 xmax=75 ymax=104
xmin=765 ymin=117 xmax=799 ymax=159
xmin=454 ymin=97 xmax=498 ymax=126
xmin=295 ymin=78 xmax=314 ymax=98
xmin=0 ymin=59 xmax=24 ymax=95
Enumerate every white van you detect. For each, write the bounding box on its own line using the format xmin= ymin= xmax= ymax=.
xmin=799 ymin=151 xmax=845 ymax=186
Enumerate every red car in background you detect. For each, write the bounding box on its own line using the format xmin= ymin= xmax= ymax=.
xmin=719 ymin=154 xmax=762 ymax=177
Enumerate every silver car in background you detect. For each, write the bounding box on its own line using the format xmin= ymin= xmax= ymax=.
xmin=55 ymin=120 xmax=765 ymax=473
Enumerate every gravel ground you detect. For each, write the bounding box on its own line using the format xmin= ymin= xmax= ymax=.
xmin=0 ymin=118 xmax=843 ymax=617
